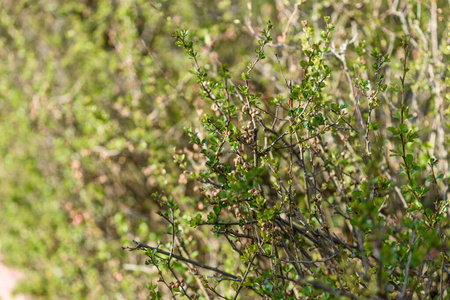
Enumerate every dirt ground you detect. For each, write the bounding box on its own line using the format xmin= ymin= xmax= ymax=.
xmin=0 ymin=260 xmax=32 ymax=300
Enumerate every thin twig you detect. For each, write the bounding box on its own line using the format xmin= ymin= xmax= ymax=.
xmin=232 ymin=254 xmax=256 ymax=300
xmin=401 ymin=230 xmax=416 ymax=298
xmin=124 ymin=240 xmax=239 ymax=280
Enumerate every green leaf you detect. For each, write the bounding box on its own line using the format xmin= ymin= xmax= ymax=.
xmin=369 ymin=122 xmax=379 ymax=130
xmin=210 ymin=136 xmax=219 ymax=145
xmin=241 ymin=72 xmax=250 ymax=80
xmin=421 ymin=187 xmax=430 ymax=195
xmin=399 ymin=124 xmax=408 ymax=133
xmin=405 ymin=154 xmax=413 ymax=165
xmin=387 ymin=127 xmax=398 ymax=134
xmin=213 ymin=205 xmax=221 ymax=215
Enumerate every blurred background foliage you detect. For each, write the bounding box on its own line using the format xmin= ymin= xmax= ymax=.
xmin=0 ymin=0 xmax=448 ymax=299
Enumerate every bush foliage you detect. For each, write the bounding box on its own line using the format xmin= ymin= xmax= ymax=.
xmin=0 ymin=0 xmax=449 ymax=299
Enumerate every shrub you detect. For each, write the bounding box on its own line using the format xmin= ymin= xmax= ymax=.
xmin=126 ymin=3 xmax=449 ymax=300
xmin=0 ymin=0 xmax=447 ymax=299
xmin=0 ymin=0 xmax=251 ymax=298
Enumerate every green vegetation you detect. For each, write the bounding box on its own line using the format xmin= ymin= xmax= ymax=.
xmin=0 ymin=0 xmax=449 ymax=299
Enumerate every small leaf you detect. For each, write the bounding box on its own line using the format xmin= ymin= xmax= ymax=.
xmin=405 ymin=154 xmax=413 ymax=165
xmin=241 ymin=72 xmax=250 ymax=80
xmin=399 ymin=123 xmax=408 ymax=133
xmin=387 ymin=127 xmax=398 ymax=134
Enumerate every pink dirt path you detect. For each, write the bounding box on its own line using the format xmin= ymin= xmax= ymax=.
xmin=0 ymin=260 xmax=33 ymax=300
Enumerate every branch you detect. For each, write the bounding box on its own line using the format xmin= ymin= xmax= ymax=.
xmin=123 ymin=240 xmax=239 ymax=280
